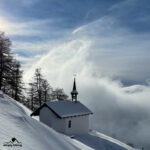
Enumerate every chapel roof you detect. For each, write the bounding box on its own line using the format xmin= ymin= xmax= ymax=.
xmin=31 ymin=100 xmax=93 ymax=118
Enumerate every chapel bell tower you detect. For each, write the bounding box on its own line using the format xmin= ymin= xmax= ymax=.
xmin=71 ymin=77 xmax=78 ymax=102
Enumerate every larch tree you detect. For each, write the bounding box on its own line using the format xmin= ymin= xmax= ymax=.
xmin=11 ymin=61 xmax=24 ymax=101
xmin=0 ymin=32 xmax=12 ymax=90
xmin=0 ymin=31 xmax=25 ymax=101
xmin=41 ymin=79 xmax=53 ymax=103
xmin=28 ymin=68 xmax=52 ymax=110
xmin=28 ymin=68 xmax=69 ymax=110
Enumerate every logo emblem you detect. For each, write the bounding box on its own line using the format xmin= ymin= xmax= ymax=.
xmin=3 ymin=137 xmax=22 ymax=147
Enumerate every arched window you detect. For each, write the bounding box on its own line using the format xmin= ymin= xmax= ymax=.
xmin=68 ymin=120 xmax=71 ymax=128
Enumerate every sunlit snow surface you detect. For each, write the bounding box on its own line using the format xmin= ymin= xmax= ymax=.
xmin=0 ymin=94 xmax=78 ymax=150
xmin=0 ymin=92 xmax=138 ymax=150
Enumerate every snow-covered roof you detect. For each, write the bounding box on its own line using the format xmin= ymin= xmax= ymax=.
xmin=31 ymin=100 xmax=93 ymax=118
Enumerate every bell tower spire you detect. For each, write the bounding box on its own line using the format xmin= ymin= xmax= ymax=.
xmin=71 ymin=76 xmax=78 ymax=102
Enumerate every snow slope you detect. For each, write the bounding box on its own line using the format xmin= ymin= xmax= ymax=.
xmin=0 ymin=92 xmax=139 ymax=150
xmin=0 ymin=93 xmax=79 ymax=150
xmin=70 ymin=130 xmax=139 ymax=150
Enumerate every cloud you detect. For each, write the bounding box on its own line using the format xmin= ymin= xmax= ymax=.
xmin=108 ymin=0 xmax=150 ymax=33
xmin=23 ymin=37 xmax=150 ymax=149
xmin=72 ymin=26 xmax=84 ymax=34
xmin=22 ymin=15 xmax=150 ymax=149
xmin=0 ymin=15 xmax=67 ymax=39
xmin=0 ymin=16 xmax=52 ymax=36
xmin=72 ymin=16 xmax=150 ymax=84
xmin=14 ymin=53 xmax=41 ymax=64
xmin=0 ymin=15 xmax=70 ymax=60
xmin=84 ymin=78 xmax=150 ymax=149
xmin=0 ymin=0 xmax=39 ymax=7
xmin=1 ymin=0 xmax=150 ymax=149
xmin=23 ymin=39 xmax=91 ymax=84
xmin=12 ymin=40 xmax=59 ymax=54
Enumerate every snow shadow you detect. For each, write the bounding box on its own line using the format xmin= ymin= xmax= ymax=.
xmin=75 ymin=134 xmax=126 ymax=150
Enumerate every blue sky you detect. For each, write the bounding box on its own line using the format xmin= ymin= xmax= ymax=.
xmin=0 ymin=0 xmax=150 ymax=85
xmin=0 ymin=1 xmax=150 ymax=149
xmin=1 ymin=0 xmax=149 ymax=32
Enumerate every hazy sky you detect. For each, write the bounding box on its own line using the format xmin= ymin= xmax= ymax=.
xmin=0 ymin=0 xmax=150 ymax=149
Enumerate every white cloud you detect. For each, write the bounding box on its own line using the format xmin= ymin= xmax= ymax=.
xmin=72 ymin=26 xmax=84 ymax=34
xmin=22 ymin=16 xmax=150 ymax=149
xmin=109 ymin=0 xmax=138 ymax=12
xmin=0 ymin=16 xmax=52 ymax=36
xmin=1 ymin=2 xmax=150 ymax=148
xmin=12 ymin=40 xmax=58 ymax=53
xmin=72 ymin=16 xmax=150 ymax=84
xmin=23 ymin=36 xmax=150 ymax=149
xmin=23 ymin=39 xmax=91 ymax=85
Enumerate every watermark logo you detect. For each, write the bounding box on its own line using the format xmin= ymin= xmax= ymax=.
xmin=3 ymin=137 xmax=22 ymax=147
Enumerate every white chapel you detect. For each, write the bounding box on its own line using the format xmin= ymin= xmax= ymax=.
xmin=31 ymin=78 xmax=93 ymax=135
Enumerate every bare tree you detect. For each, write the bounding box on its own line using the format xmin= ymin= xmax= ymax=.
xmin=51 ymin=88 xmax=68 ymax=101
xmin=42 ymin=79 xmax=52 ymax=103
xmin=28 ymin=83 xmax=36 ymax=110
xmin=12 ymin=61 xmax=24 ymax=101
xmin=28 ymin=68 xmax=52 ymax=110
